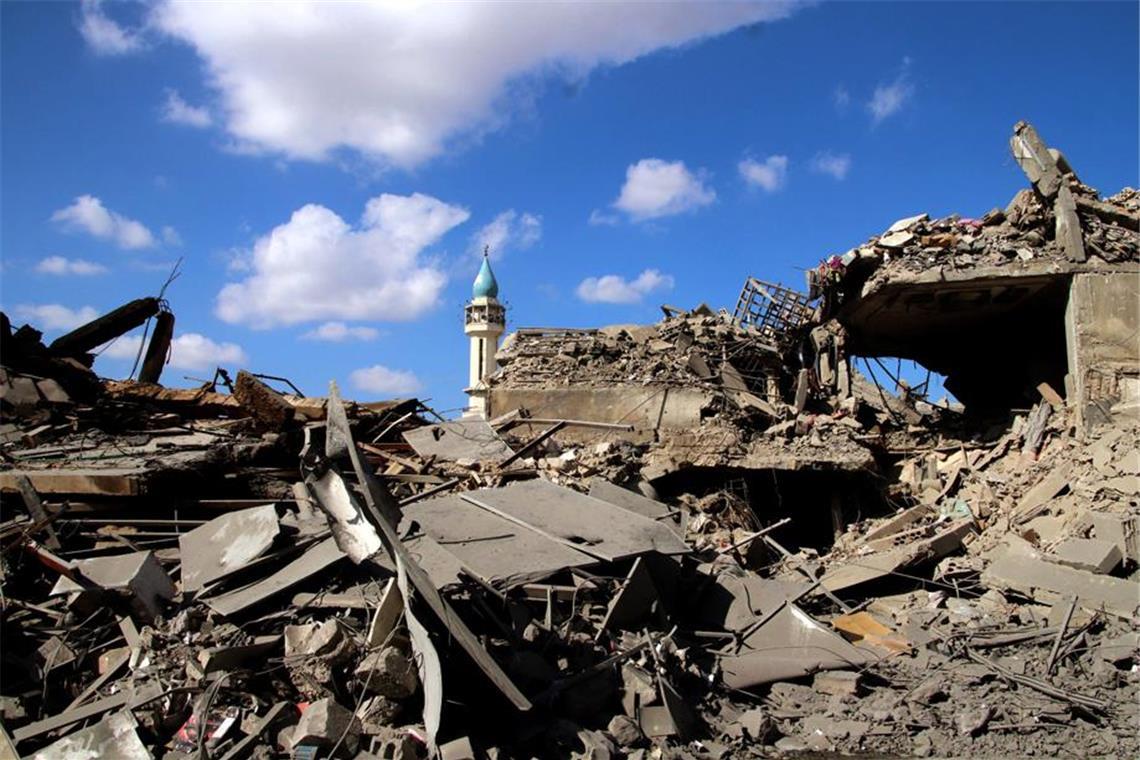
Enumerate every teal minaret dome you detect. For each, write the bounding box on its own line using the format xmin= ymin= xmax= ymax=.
xmin=472 ymin=248 xmax=499 ymax=299
xmin=464 ymin=245 xmax=505 ymax=419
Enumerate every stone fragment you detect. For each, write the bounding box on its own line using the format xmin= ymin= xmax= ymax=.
xmin=284 ymin=620 xmax=356 ymax=698
xmin=734 ymin=708 xmax=778 ymax=743
xmin=354 ymin=647 xmax=418 ymax=699
xmin=606 ymin=715 xmax=644 ymax=748
xmin=812 ymin=670 xmax=861 ymax=697
xmin=290 ymin=698 xmax=360 ymax=757
xmin=955 ymin=704 xmax=992 ymax=737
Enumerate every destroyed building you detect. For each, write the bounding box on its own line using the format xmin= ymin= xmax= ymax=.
xmin=0 ymin=121 xmax=1137 ymax=759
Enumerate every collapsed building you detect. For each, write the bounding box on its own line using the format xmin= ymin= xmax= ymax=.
xmin=0 ymin=121 xmax=1137 ymax=759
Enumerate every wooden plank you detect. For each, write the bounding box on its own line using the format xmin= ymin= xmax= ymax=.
xmin=0 ymin=469 xmax=143 ymax=497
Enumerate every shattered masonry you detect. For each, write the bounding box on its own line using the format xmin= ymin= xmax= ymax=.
xmin=0 ymin=120 xmax=1137 ymax=759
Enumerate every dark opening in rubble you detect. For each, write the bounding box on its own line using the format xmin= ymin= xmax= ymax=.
xmin=840 ymin=273 xmax=1072 ymax=413
xmin=651 ymin=466 xmax=890 ymax=551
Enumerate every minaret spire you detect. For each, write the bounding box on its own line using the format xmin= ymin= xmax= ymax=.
xmin=463 ymin=248 xmax=505 ymax=418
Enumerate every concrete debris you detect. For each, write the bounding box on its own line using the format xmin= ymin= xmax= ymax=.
xmin=1 ymin=121 xmax=1138 ymax=759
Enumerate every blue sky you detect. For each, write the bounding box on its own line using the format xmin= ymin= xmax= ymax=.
xmin=2 ymin=1 xmax=1137 ymax=413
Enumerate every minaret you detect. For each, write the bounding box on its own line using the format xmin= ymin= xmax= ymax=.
xmin=463 ymin=248 xmax=505 ymax=418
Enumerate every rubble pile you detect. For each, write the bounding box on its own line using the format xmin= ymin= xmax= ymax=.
xmin=496 ymin=311 xmax=787 ymax=399
xmin=811 ymin=123 xmax=1139 ymax=311
xmin=2 ymin=119 xmax=1138 ymax=759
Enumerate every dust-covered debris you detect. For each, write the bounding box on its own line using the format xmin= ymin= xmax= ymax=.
xmin=1 ymin=120 xmax=1137 ymax=758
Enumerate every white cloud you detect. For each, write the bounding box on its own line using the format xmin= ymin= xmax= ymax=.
xmin=867 ymin=61 xmax=914 ymax=124
xmin=35 ymin=256 xmax=108 ymax=276
xmin=216 ymin=193 xmax=468 ymax=328
xmin=99 ymin=332 xmax=247 ymax=370
xmin=79 ymin=0 xmax=143 ymax=56
xmin=12 ymin=304 xmax=100 ymax=331
xmin=833 ymin=85 xmax=850 ymax=111
xmin=576 ymin=268 xmax=674 ymax=304
xmin=810 ymin=151 xmax=852 ymax=181
xmin=612 ymin=159 xmax=715 ymax=222
xmin=470 ymin=210 xmax=541 ymax=259
xmin=301 ymin=322 xmax=379 ymax=342
xmin=150 ymin=2 xmax=795 ymax=169
xmin=350 ymin=365 xmax=422 ymax=396
xmin=738 ymin=155 xmax=788 ymax=192
xmin=162 ymin=226 xmax=183 ymax=246
xmin=51 ymin=195 xmax=158 ymax=250
xmin=588 ymin=209 xmax=621 ymax=226
xmin=161 ymin=89 xmax=212 ymax=128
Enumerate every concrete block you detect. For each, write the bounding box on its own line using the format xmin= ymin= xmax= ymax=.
xmin=1048 ymin=538 xmax=1122 ymax=574
xmin=1088 ymin=511 xmax=1140 ymax=564
xmin=290 ymin=698 xmax=360 ymax=757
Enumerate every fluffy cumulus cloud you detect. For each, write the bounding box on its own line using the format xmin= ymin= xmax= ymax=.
xmin=216 ymin=193 xmax=468 ymax=328
xmin=810 ymin=151 xmax=852 ymax=180
xmin=350 ymin=365 xmax=422 ymax=396
xmin=51 ymin=195 xmax=159 ymax=250
xmin=148 ymin=2 xmax=795 ymax=168
xmin=868 ymin=60 xmax=915 ymax=124
xmin=576 ymin=268 xmax=674 ymax=304
xmin=301 ymin=322 xmax=379 ymax=342
xmin=611 ymin=159 xmax=715 ymax=222
xmin=12 ymin=304 xmax=99 ymax=331
xmin=470 ymin=210 xmax=541 ymax=259
xmin=99 ymin=332 xmax=247 ymax=370
xmin=79 ymin=0 xmax=143 ymax=55
xmin=35 ymin=256 xmax=108 ymax=276
xmin=161 ymin=89 xmax=212 ymax=128
xmin=738 ymin=155 xmax=788 ymax=192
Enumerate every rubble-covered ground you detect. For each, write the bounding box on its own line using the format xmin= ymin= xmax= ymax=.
xmin=1 ymin=121 xmax=1137 ymax=759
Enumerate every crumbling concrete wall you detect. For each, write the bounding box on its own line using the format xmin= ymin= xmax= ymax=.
xmin=490 ymin=385 xmax=712 ymax=440
xmin=1065 ymin=270 xmax=1140 ymax=429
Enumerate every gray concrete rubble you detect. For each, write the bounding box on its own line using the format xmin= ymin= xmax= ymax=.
xmin=1 ymin=120 xmax=1137 ymax=758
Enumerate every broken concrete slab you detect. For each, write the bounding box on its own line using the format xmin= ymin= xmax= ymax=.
xmin=402 ymin=489 xmax=597 ymax=588
xmin=27 ymin=711 xmax=150 ymax=760
xmin=178 ymin=504 xmax=280 ymax=593
xmin=458 ymin=478 xmax=689 ymax=562
xmin=588 ymin=478 xmax=685 ymax=540
xmin=51 ymin=550 xmax=175 ymax=622
xmin=982 ymin=543 xmax=1140 ymax=619
xmin=402 ymin=418 xmax=514 ymax=463
xmin=1048 ymin=537 xmax=1122 ymax=574
xmin=204 ymin=537 xmax=345 ymax=617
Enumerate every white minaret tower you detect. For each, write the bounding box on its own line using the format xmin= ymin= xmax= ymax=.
xmin=463 ymin=248 xmax=505 ymax=418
